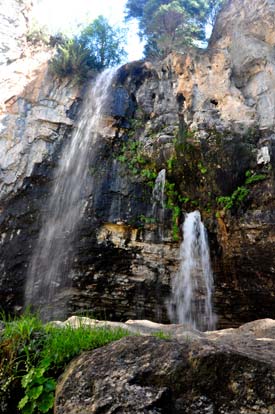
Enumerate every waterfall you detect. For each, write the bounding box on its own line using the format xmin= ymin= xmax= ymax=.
xmin=152 ymin=169 xmax=166 ymax=212
xmin=152 ymin=169 xmax=166 ymax=238
xmin=25 ymin=68 xmax=116 ymax=320
xmin=168 ymin=211 xmax=216 ymax=331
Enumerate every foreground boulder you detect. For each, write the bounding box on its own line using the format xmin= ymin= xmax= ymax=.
xmin=55 ymin=318 xmax=275 ymax=414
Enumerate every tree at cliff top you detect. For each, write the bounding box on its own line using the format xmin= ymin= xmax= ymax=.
xmin=125 ymin=0 xmax=223 ymax=57
xmin=78 ymin=16 xmax=127 ymax=70
xmin=51 ymin=16 xmax=127 ymax=81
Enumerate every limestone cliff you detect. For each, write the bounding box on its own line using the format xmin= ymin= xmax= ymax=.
xmin=1 ymin=0 xmax=275 ymax=328
xmin=0 ymin=0 xmax=79 ymax=199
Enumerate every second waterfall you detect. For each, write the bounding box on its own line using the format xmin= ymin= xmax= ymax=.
xmin=25 ymin=69 xmax=116 ymax=320
xmin=168 ymin=211 xmax=216 ymax=331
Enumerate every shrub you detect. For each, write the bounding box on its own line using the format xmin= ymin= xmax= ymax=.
xmin=50 ymin=38 xmax=92 ymax=82
xmin=50 ymin=16 xmax=127 ymax=82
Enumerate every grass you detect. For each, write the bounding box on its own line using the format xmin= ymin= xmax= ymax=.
xmin=41 ymin=323 xmax=130 ymax=370
xmin=152 ymin=331 xmax=172 ymax=340
xmin=0 ymin=312 xmax=130 ymax=414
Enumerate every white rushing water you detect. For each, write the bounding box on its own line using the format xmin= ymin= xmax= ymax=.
xmin=152 ymin=169 xmax=166 ymax=239
xmin=168 ymin=211 xmax=216 ymax=331
xmin=25 ymin=68 xmax=116 ymax=320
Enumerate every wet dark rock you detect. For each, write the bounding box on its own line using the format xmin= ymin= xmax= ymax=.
xmin=109 ymin=86 xmax=135 ymax=119
xmin=55 ymin=328 xmax=275 ymax=414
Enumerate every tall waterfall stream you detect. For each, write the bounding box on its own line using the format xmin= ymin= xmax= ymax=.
xmin=168 ymin=211 xmax=216 ymax=331
xmin=152 ymin=169 xmax=166 ymax=239
xmin=25 ymin=69 xmax=116 ymax=320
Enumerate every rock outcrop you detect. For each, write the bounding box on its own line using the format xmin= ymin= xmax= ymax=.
xmin=0 ymin=0 xmax=79 ymax=200
xmin=55 ymin=318 xmax=275 ymax=414
xmin=1 ymin=0 xmax=275 ymax=328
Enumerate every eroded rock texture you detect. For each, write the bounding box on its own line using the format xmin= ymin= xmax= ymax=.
xmin=55 ymin=318 xmax=275 ymax=414
xmin=1 ymin=0 xmax=275 ymax=327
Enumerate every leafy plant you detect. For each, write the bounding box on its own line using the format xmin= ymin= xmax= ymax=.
xmin=0 ymin=312 xmax=45 ymax=413
xmin=217 ymin=170 xmax=267 ymax=211
xmin=139 ymin=215 xmax=156 ymax=224
xmin=245 ymin=170 xmax=266 ymax=185
xmin=217 ymin=186 xmax=250 ymax=210
xmin=141 ymin=168 xmax=157 ymax=180
xmin=164 ymin=181 xmax=181 ymax=241
xmin=26 ymin=20 xmax=50 ymax=45
xmin=0 ymin=313 xmax=130 ymax=414
xmin=171 ymin=205 xmax=181 ymax=241
xmin=167 ymin=156 xmax=176 ymax=173
xmin=198 ymin=161 xmax=207 ymax=175
xmin=19 ymin=363 xmax=55 ymax=414
xmin=117 ymin=138 xmax=156 ymax=183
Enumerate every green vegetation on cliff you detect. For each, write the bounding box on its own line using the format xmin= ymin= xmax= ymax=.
xmin=115 ymin=112 xmax=269 ymax=241
xmin=216 ymin=170 xmax=267 ymax=211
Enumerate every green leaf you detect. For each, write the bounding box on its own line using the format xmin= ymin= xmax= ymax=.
xmin=118 ymin=155 xmax=126 ymax=163
xmin=21 ymin=401 xmax=35 ymax=414
xmin=245 ymin=173 xmax=266 ymax=185
xmin=22 ymin=369 xmax=35 ymax=388
xmin=43 ymin=378 xmax=56 ymax=393
xmin=29 ymin=385 xmax=43 ymax=400
xmin=18 ymin=395 xmax=29 ymax=409
xmin=37 ymin=392 xmax=55 ymax=413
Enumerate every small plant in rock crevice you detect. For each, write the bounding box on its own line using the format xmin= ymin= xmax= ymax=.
xmin=152 ymin=331 xmax=171 ymax=340
xmin=139 ymin=215 xmax=156 ymax=225
xmin=217 ymin=170 xmax=267 ymax=211
xmin=216 ymin=186 xmax=250 ymax=211
xmin=244 ymin=170 xmax=266 ymax=185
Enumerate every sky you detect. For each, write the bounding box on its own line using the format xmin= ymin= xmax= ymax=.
xmin=32 ymin=0 xmax=144 ymax=62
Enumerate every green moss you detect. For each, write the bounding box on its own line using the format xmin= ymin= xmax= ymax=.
xmin=167 ymin=156 xmax=176 ymax=173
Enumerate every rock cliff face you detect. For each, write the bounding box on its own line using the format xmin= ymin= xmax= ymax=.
xmin=0 ymin=0 xmax=81 ymax=313
xmin=1 ymin=0 xmax=275 ymax=328
xmin=0 ymin=0 xmax=79 ymax=200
